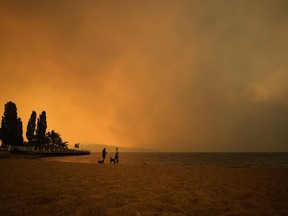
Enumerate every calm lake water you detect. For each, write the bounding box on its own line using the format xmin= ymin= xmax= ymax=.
xmin=42 ymin=152 xmax=288 ymax=168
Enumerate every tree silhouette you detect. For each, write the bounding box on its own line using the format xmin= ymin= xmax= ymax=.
xmin=46 ymin=130 xmax=68 ymax=148
xmin=26 ymin=111 xmax=37 ymax=143
xmin=36 ymin=111 xmax=47 ymax=145
xmin=1 ymin=102 xmax=70 ymax=150
xmin=1 ymin=101 xmax=23 ymax=146
xmin=0 ymin=127 xmax=2 ymax=146
xmin=16 ymin=118 xmax=23 ymax=146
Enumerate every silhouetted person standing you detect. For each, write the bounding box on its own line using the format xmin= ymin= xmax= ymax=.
xmin=102 ymin=148 xmax=107 ymax=163
xmin=115 ymin=147 xmax=119 ymax=164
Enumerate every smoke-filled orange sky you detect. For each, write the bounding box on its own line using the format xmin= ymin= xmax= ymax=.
xmin=1 ymin=0 xmax=288 ymax=151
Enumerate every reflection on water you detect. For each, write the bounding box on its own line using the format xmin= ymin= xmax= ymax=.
xmin=42 ymin=152 xmax=288 ymax=168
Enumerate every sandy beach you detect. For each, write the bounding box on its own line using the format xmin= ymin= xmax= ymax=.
xmin=0 ymin=158 xmax=287 ymax=216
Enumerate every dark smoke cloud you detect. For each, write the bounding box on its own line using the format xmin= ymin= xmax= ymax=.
xmin=0 ymin=0 xmax=287 ymax=151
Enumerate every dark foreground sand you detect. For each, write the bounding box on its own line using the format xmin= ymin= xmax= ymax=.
xmin=0 ymin=159 xmax=287 ymax=216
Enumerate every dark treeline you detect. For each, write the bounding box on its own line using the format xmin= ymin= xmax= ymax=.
xmin=0 ymin=101 xmax=68 ymax=149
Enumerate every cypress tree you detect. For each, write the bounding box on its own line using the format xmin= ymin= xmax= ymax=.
xmin=26 ymin=111 xmax=37 ymax=143
xmin=0 ymin=101 xmax=23 ymax=146
xmin=15 ymin=118 xmax=24 ymax=146
xmin=36 ymin=111 xmax=47 ymax=145
xmin=0 ymin=127 xmax=2 ymax=146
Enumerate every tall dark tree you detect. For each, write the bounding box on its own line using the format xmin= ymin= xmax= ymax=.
xmin=26 ymin=111 xmax=37 ymax=143
xmin=15 ymin=118 xmax=24 ymax=146
xmin=1 ymin=101 xmax=23 ymax=146
xmin=0 ymin=127 xmax=2 ymax=146
xmin=36 ymin=111 xmax=47 ymax=145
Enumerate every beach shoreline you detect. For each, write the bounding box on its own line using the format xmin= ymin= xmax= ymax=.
xmin=0 ymin=158 xmax=287 ymax=215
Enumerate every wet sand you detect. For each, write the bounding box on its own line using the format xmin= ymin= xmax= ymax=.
xmin=0 ymin=158 xmax=287 ymax=215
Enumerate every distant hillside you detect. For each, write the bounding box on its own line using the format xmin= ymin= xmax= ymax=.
xmin=80 ymin=143 xmax=158 ymax=153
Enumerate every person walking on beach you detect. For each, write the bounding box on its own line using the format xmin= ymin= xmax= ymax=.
xmin=115 ymin=147 xmax=119 ymax=164
xmin=102 ymin=148 xmax=107 ymax=163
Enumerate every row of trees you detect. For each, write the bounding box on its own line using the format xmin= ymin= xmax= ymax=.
xmin=0 ymin=101 xmax=68 ymax=148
